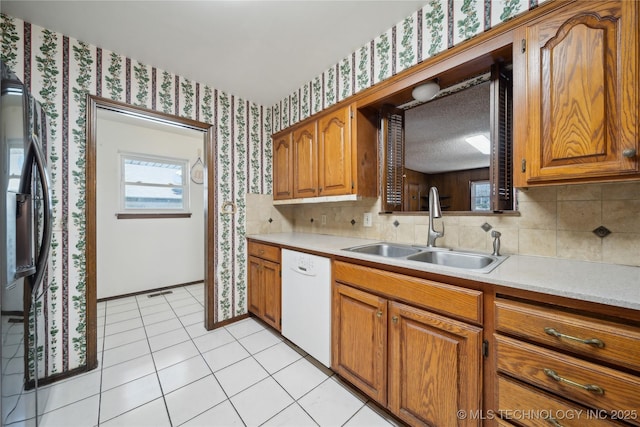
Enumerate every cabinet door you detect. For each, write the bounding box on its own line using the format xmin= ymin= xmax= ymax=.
xmin=273 ymin=133 xmax=293 ymax=200
xmin=332 ymin=283 xmax=387 ymax=404
xmin=248 ymin=256 xmax=263 ymax=317
xmin=261 ymin=259 xmax=281 ymax=331
xmin=514 ymin=1 xmax=638 ymax=185
xmin=318 ymin=106 xmax=352 ymax=196
xmin=388 ymin=301 xmax=482 ymax=427
xmin=293 ymin=121 xmax=318 ymax=198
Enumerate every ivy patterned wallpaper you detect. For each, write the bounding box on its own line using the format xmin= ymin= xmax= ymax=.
xmin=270 ymin=0 xmax=546 ymax=131
xmin=2 ymin=0 xmax=544 ymax=380
xmin=0 ymin=14 xmax=272 ymax=380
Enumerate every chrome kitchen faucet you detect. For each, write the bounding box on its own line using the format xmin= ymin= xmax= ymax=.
xmin=427 ymin=186 xmax=444 ymax=247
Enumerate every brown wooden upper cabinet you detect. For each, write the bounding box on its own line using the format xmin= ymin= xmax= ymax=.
xmin=273 ymin=133 xmax=293 ymax=200
xmin=318 ymin=106 xmax=352 ymax=196
xmin=293 ymin=121 xmax=318 ymax=199
xmin=272 ymin=103 xmax=378 ymax=201
xmin=513 ymin=0 xmax=639 ymax=186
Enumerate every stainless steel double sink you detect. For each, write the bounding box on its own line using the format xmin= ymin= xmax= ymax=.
xmin=343 ymin=242 xmax=507 ymax=273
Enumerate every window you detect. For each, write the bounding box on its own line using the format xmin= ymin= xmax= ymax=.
xmin=120 ymin=153 xmax=189 ymax=212
xmin=470 ymin=180 xmax=491 ymax=212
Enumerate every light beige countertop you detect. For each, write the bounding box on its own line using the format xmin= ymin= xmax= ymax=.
xmin=248 ymin=232 xmax=640 ymax=312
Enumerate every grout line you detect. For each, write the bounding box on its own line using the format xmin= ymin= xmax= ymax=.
xmin=97 ymin=390 xmax=165 ymax=426
xmin=96 ymin=300 xmax=108 ymax=425
xmin=90 ymin=285 xmax=389 ymax=427
xmin=98 ymin=353 xmax=157 ymax=392
xmin=102 ymin=320 xmax=145 ymax=338
xmin=260 ymin=401 xmax=320 ymax=427
xmin=92 ymin=287 xmax=207 ymax=426
xmin=101 ymin=339 xmax=148 ymax=362
xmin=101 ymin=312 xmax=142 ymax=327
xmin=233 ymin=324 xmax=326 ymax=426
xmin=99 ymin=297 xmax=138 ymax=308
xmin=140 ymin=293 xmax=174 ymax=427
xmin=252 ymin=344 xmax=304 ymax=376
xmin=168 ymin=298 xmax=246 ymax=427
xmin=261 ymin=341 xmax=370 ymax=426
xmin=340 ymin=402 xmax=368 ymax=426
xmin=226 ymin=318 xmax=368 ymax=426
xmin=94 ymin=294 xmax=174 ymax=426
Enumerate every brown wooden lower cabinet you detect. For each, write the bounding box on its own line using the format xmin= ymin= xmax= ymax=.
xmin=261 ymin=259 xmax=280 ymax=329
xmin=248 ymin=243 xmax=640 ymax=427
xmin=495 ymin=335 xmax=640 ymax=421
xmin=247 ymin=245 xmax=281 ymax=331
xmin=332 ymin=283 xmax=387 ymax=403
xmin=248 ymin=256 xmax=263 ymax=317
xmin=388 ymin=301 xmax=482 ymax=427
xmin=494 ymin=297 xmax=640 ymax=427
xmin=332 ymin=282 xmax=482 ymax=427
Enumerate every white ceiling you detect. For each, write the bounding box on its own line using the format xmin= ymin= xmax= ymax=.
xmin=2 ymin=0 xmax=427 ymax=106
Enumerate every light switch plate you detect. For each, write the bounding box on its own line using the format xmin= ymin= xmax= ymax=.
xmin=363 ymin=213 xmax=373 ymax=227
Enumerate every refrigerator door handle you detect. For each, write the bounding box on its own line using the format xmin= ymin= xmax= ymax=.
xmin=28 ymin=134 xmax=53 ymax=296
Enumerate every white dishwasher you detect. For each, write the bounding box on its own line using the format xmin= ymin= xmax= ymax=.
xmin=281 ymin=249 xmax=331 ymax=367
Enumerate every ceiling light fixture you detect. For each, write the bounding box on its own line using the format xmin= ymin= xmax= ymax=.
xmin=465 ymin=134 xmax=491 ymax=154
xmin=411 ymin=80 xmax=440 ymax=102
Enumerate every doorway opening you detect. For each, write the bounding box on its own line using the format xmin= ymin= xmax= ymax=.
xmin=86 ymin=96 xmax=216 ymax=370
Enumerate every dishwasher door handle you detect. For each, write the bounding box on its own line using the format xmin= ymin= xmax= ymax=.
xmin=291 ymin=265 xmax=316 ymax=276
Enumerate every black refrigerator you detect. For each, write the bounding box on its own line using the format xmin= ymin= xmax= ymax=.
xmin=1 ymin=60 xmax=53 ymax=425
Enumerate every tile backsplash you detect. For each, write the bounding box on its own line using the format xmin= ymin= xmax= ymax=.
xmin=247 ymin=181 xmax=640 ymax=267
xmin=246 ymin=194 xmax=295 ymax=235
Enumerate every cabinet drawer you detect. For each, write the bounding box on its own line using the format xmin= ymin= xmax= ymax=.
xmin=497 ymin=376 xmax=626 ymax=427
xmin=496 ymin=419 xmax=518 ymax=427
xmin=496 ymin=335 xmax=640 ymax=424
xmin=495 ymin=299 xmax=640 ymax=372
xmin=247 ymin=241 xmax=280 ymax=263
xmin=334 ymin=261 xmax=482 ymax=324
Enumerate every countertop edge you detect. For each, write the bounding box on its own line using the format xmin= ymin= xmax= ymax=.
xmin=247 ymin=232 xmax=640 ymax=312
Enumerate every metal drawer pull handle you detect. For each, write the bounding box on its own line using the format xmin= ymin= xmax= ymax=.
xmin=544 ymin=327 xmax=605 ymax=348
xmin=392 ymin=316 xmax=398 ymax=324
xmin=376 ymin=310 xmax=383 ymax=318
xmin=543 ymin=368 xmax=605 ymax=395
xmin=546 ymin=416 xmax=564 ymax=427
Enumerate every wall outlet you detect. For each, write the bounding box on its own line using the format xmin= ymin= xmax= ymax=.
xmin=363 ymin=213 xmax=373 ymax=227
xmin=321 ymin=214 xmax=327 ymax=225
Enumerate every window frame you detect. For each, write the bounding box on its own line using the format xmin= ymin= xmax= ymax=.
xmin=118 ymin=152 xmax=190 ymax=216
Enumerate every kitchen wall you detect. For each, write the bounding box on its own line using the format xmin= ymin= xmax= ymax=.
xmin=270 ymin=0 xmax=549 ymax=132
xmin=96 ymin=111 xmax=205 ymax=299
xmin=0 ymin=0 xmax=560 ymax=378
xmin=248 ymin=181 xmax=640 ymax=267
xmin=0 ymin=14 xmax=271 ymax=377
xmin=250 ymin=0 xmax=640 ymax=268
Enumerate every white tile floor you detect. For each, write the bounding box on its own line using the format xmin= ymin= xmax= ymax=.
xmin=7 ymin=284 xmax=399 ymax=426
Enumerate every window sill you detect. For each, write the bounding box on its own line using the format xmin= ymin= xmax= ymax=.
xmin=116 ymin=212 xmax=192 ymax=219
